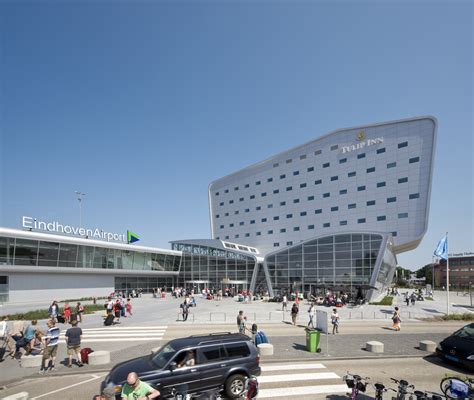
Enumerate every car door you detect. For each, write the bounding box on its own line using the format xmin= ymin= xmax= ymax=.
xmin=195 ymin=344 xmax=227 ymax=391
xmin=153 ymin=350 xmax=201 ymax=396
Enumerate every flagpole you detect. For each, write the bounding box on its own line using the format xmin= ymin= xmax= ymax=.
xmin=446 ymin=232 xmax=449 ymax=316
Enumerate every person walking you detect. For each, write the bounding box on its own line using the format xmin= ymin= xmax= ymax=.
xmin=39 ymin=320 xmax=60 ymax=373
xmin=237 ymin=310 xmax=246 ymax=334
xmin=410 ymin=293 xmax=416 ymax=306
xmin=181 ymin=300 xmax=189 ymax=321
xmin=291 ymin=302 xmax=299 ymax=326
xmin=307 ymin=303 xmax=316 ymax=329
xmin=48 ymin=301 xmax=58 ymax=323
xmin=405 ymin=294 xmax=410 ymax=307
xmin=63 ymin=303 xmax=71 ymax=324
xmin=282 ymin=294 xmax=288 ymax=311
xmin=121 ymin=372 xmax=160 ymax=399
xmin=65 ymin=320 xmax=83 ymax=368
xmin=331 ymin=308 xmax=340 ymax=334
xmin=126 ymin=298 xmax=133 ymax=317
xmin=392 ymin=306 xmax=401 ymax=331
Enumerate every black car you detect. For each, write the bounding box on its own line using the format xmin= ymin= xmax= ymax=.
xmin=436 ymin=322 xmax=474 ymax=371
xmin=101 ymin=332 xmax=261 ymax=398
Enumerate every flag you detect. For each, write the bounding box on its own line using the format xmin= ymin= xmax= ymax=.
xmin=434 ymin=235 xmax=448 ymax=260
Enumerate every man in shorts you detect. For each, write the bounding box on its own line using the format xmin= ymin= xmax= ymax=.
xmin=40 ymin=320 xmax=60 ymax=373
xmin=65 ymin=319 xmax=83 ymax=367
xmin=121 ymin=372 xmax=160 ymax=400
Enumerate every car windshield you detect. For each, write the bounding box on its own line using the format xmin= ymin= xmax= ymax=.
xmin=151 ymin=344 xmax=176 ymax=368
xmin=453 ymin=324 xmax=474 ymax=339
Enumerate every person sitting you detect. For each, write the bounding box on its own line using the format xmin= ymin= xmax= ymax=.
xmin=178 ymin=350 xmax=195 ymax=368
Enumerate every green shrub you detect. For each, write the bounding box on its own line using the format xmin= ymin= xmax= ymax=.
xmin=370 ymin=296 xmax=394 ymax=306
xmin=425 ymin=297 xmax=434 ymax=301
xmin=2 ymin=304 xmax=105 ymax=321
xmin=441 ymin=313 xmax=474 ymax=321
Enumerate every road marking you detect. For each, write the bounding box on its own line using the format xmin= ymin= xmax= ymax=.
xmin=60 ymin=332 xmax=165 ymax=337
xmin=258 ymin=384 xmax=348 ymax=398
xmin=31 ymin=374 xmax=105 ymax=399
xmin=58 ymin=337 xmax=164 ymax=343
xmin=74 ymin=326 xmax=168 ymax=331
xmin=258 ymin=372 xmax=339 ymax=383
xmin=261 ymin=363 xmax=326 ymax=372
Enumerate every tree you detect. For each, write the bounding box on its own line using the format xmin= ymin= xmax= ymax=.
xmin=415 ymin=264 xmax=434 ymax=287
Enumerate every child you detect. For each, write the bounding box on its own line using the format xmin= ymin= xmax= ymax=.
xmin=126 ymin=299 xmax=133 ymax=317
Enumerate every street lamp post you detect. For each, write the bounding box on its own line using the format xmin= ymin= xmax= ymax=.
xmin=75 ymin=191 xmax=86 ymax=229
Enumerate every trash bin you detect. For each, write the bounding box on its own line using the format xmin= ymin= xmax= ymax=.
xmin=306 ymin=329 xmax=320 ymax=353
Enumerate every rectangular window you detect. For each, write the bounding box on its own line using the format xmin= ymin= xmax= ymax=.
xmin=215 ymin=192 xmax=220 ymax=196
xmin=216 ymin=214 xmax=220 ymax=218
xmin=293 ymin=171 xmax=299 ymax=176
xmin=323 ymin=162 xmax=330 ymax=168
xmin=286 ymin=186 xmax=292 ymax=191
xmin=398 ymin=212 xmax=408 ymax=218
xmin=245 ymin=233 xmax=250 ymax=237
xmin=358 ymin=218 xmax=366 ymax=223
xmin=377 ymin=215 xmax=386 ymax=221
xmin=387 ymin=197 xmax=397 ymax=203
xmin=273 ymin=189 xmax=279 ymax=194
xmin=331 ymin=144 xmax=339 ymax=151
xmin=280 ymin=228 xmax=286 ymax=233
xmin=280 ymin=201 xmax=286 ymax=206
xmin=300 ymin=154 xmax=307 ymax=160
xmin=261 ymin=192 xmax=267 ymax=197
xmin=293 ymin=199 xmax=300 ymax=204
xmin=219 ymin=225 xmax=224 ymax=229
xmin=315 ymin=209 xmax=322 ymax=214
xmin=339 ymin=158 xmax=347 ymax=164
xmin=314 ymin=149 xmax=321 ymax=156
xmin=357 ymin=153 xmax=366 ymax=159
xmin=307 ymin=196 xmax=315 ymax=201
xmin=286 ymin=159 xmax=292 ymax=164
xmin=229 ymin=200 xmax=234 ymax=204
xmin=398 ymin=141 xmax=408 ymax=148
xmin=357 ymin=186 xmax=366 ymax=191
xmin=230 ymin=223 xmax=234 ymax=227
xmin=300 ymin=211 xmax=307 ymax=216
xmin=409 ymin=156 xmax=420 ymax=163
xmin=245 ymin=184 xmax=249 ymax=188
xmin=398 ymin=177 xmax=408 ymax=183
xmin=348 ymin=171 xmax=356 ymax=177
xmin=268 ymin=230 xmax=273 ymax=234
xmin=331 ymin=176 xmax=338 ymax=181
xmin=273 ymin=216 xmax=279 ymax=221
xmin=224 ymin=236 xmax=229 ymax=239
xmin=307 ymin=166 xmax=314 ymax=172
xmin=250 ymin=220 xmax=255 ymax=224
xmin=234 ymin=211 xmax=239 ymax=215
xmin=256 ymin=232 xmax=261 ymax=236
xmin=377 ymin=181 xmax=386 ymax=188
xmin=219 ymin=202 xmax=224 ymax=206
xmin=293 ymin=227 xmax=300 ymax=231
xmin=239 ymin=197 xmax=244 ymax=202
xmin=387 ymin=162 xmax=397 ymax=168
xmin=267 ymin=177 xmax=273 ymax=183
xmin=256 ymin=181 xmax=261 ymax=185
xmin=250 ymin=195 xmax=255 ymax=199
xmin=245 ymin=208 xmax=250 ymax=212
xmin=261 ymin=218 xmax=267 ymax=222
xmin=286 ymin=214 xmax=293 ymax=219
xmin=225 ymin=189 xmax=229 ymax=193
xmin=299 ymin=183 xmax=307 ymax=189
xmin=308 ymin=224 xmax=315 ymax=230
xmin=392 ymin=231 xmax=397 ymax=237
xmin=267 ymin=204 xmax=273 ymax=208
xmin=273 ymin=163 xmax=279 ymax=168
xmin=315 ymin=179 xmax=322 ymax=185
xmin=256 ymin=206 xmax=261 ymax=210
xmin=367 ymin=200 xmax=376 ymax=206
xmin=340 ymin=220 xmax=347 ymax=226
xmin=409 ymin=193 xmax=420 ymax=199
xmin=339 ymin=189 xmax=347 ymax=195
xmin=323 ymin=222 xmax=330 ymax=228
xmin=280 ymin=174 xmax=286 ymax=179
xmin=286 ymin=241 xmax=293 ymax=246
xmin=225 ymin=212 xmax=229 ymax=216
xmin=367 ymin=167 xmax=375 ymax=173
xmin=273 ymin=243 xmax=279 ymax=247
xmin=323 ymin=192 xmax=330 ymax=198
xmin=234 ymin=186 xmax=239 ymax=191
xmin=239 ymin=221 xmax=244 ymax=226
xmin=331 ymin=206 xmax=339 ymax=211
xmin=376 ymin=147 xmax=386 ymax=154
xmin=348 ymin=203 xmax=356 ymax=209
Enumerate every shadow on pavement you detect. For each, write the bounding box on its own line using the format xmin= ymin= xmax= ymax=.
xmin=423 ymin=355 xmax=473 ymax=374
xmin=422 ymin=308 xmax=443 ymax=314
xmin=327 ymin=394 xmax=371 ymax=400
xmin=292 ymin=343 xmax=308 ymax=352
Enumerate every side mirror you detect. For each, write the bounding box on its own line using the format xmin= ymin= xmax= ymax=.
xmin=169 ymin=361 xmax=177 ymax=371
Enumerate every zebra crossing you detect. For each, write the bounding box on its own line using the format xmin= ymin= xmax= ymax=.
xmin=257 ymin=362 xmax=347 ymax=399
xmin=59 ymin=325 xmax=167 ymax=343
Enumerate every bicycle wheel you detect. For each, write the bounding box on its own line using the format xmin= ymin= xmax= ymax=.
xmin=440 ymin=377 xmax=469 ymax=399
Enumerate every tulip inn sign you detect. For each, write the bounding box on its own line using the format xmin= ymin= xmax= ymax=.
xmin=340 ymin=131 xmax=384 ymax=154
xmin=22 ymin=216 xmax=139 ymax=244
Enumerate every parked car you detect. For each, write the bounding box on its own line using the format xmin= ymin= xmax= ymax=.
xmin=436 ymin=322 xmax=474 ymax=371
xmin=101 ymin=332 xmax=261 ymax=399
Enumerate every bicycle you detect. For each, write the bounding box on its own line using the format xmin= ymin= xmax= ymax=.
xmin=239 ymin=375 xmax=259 ymax=400
xmin=373 ymin=382 xmax=396 ymax=400
xmin=343 ymin=373 xmax=369 ymax=400
xmin=411 ymin=389 xmax=444 ymax=400
xmin=440 ymin=376 xmax=474 ymax=399
xmin=390 ymin=378 xmax=415 ymax=400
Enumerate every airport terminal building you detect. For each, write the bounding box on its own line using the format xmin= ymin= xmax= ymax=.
xmin=0 ymin=116 xmax=436 ymax=303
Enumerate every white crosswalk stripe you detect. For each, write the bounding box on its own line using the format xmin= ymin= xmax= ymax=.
xmin=58 ymin=325 xmax=167 ymax=343
xmin=258 ymin=362 xmax=347 ymax=399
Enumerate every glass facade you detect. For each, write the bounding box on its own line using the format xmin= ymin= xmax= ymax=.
xmin=114 ymin=276 xmax=175 ymax=292
xmin=171 ymin=242 xmax=256 ymax=291
xmin=264 ymin=233 xmax=395 ymax=299
xmin=0 ymin=236 xmax=181 ymax=272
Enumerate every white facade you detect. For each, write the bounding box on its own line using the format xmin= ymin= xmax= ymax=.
xmin=209 ymin=117 xmax=437 ymax=256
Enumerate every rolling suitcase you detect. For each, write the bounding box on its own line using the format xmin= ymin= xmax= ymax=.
xmin=104 ymin=314 xmax=114 ymax=326
xmin=57 ymin=315 xmax=65 ymax=324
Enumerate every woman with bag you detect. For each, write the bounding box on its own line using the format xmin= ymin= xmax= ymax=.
xmin=291 ymin=302 xmax=299 ymax=326
xmin=392 ymin=306 xmax=401 ymax=331
xmin=331 ymin=308 xmax=340 ymax=334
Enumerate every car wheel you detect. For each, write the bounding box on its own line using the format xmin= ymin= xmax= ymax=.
xmin=225 ymin=374 xmax=246 ymax=398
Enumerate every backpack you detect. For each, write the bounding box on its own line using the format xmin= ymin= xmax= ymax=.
xmin=80 ymin=348 xmax=94 ymax=364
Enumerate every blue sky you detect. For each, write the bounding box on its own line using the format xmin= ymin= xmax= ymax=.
xmin=0 ymin=1 xmax=472 ymax=270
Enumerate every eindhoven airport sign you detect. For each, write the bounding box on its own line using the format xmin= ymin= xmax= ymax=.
xmin=21 ymin=216 xmax=139 ymax=244
xmin=340 ymin=131 xmax=384 ymax=154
